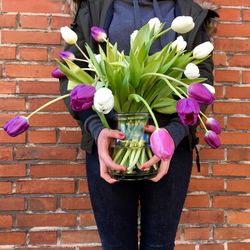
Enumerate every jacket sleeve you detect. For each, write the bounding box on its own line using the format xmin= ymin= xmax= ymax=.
xmin=164 ymin=22 xmax=214 ymax=148
xmin=59 ymin=7 xmax=105 ymax=142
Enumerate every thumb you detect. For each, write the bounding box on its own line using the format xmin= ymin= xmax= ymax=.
xmin=106 ymin=129 xmax=125 ymax=140
xmin=144 ymin=125 xmax=156 ymax=134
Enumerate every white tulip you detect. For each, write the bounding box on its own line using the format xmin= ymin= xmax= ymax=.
xmin=171 ymin=16 xmax=195 ymax=34
xmin=184 ymin=63 xmax=200 ymax=79
xmin=94 ymin=88 xmax=114 ymax=114
xmin=193 ymin=41 xmax=214 ymax=59
xmin=148 ymin=17 xmax=161 ymax=34
xmin=130 ymin=30 xmax=138 ymax=43
xmin=171 ymin=36 xmax=187 ymax=52
xmin=203 ymin=83 xmax=216 ymax=95
xmin=60 ymin=26 xmax=78 ymax=44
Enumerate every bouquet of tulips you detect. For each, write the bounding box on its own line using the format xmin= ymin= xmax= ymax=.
xmin=4 ymin=16 xmax=221 ymax=177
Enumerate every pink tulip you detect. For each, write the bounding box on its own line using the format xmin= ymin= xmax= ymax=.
xmin=150 ymin=128 xmax=175 ymax=160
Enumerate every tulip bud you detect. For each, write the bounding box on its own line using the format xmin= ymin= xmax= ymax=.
xmin=184 ymin=63 xmax=200 ymax=79
xmin=171 ymin=16 xmax=195 ymax=34
xmin=130 ymin=30 xmax=138 ymax=43
xmin=148 ymin=17 xmax=161 ymax=35
xmin=51 ymin=68 xmax=65 ymax=78
xmin=203 ymin=83 xmax=215 ymax=95
xmin=59 ymin=51 xmax=75 ymax=61
xmin=171 ymin=36 xmax=187 ymax=52
xmin=94 ymin=87 xmax=114 ymax=114
xmin=187 ymin=83 xmax=215 ymax=105
xmin=70 ymin=84 xmax=96 ymax=111
xmin=91 ymin=26 xmax=107 ymax=43
xmin=150 ymin=128 xmax=175 ymax=160
xmin=3 ymin=116 xmax=29 ymax=137
xmin=60 ymin=26 xmax=78 ymax=44
xmin=193 ymin=41 xmax=214 ymax=59
xmin=176 ymin=98 xmax=200 ymax=126
xmin=206 ymin=118 xmax=221 ymax=134
xmin=204 ymin=130 xmax=221 ymax=148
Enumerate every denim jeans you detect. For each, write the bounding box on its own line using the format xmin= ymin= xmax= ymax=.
xmin=85 ymin=137 xmax=193 ymax=250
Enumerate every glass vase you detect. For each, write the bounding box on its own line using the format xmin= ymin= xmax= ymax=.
xmin=110 ymin=112 xmax=158 ymax=181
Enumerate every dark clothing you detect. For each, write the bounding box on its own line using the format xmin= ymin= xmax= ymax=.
xmin=86 ymin=137 xmax=193 ymax=250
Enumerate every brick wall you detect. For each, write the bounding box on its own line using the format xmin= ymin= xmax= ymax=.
xmin=0 ymin=0 xmax=249 ymax=249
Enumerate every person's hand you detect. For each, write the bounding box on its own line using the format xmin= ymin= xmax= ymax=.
xmin=141 ymin=125 xmax=173 ymax=182
xmin=97 ymin=128 xmax=126 ymax=184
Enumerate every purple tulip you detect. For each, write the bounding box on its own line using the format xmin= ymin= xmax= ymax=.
xmin=51 ymin=68 xmax=65 ymax=78
xmin=70 ymin=84 xmax=96 ymax=111
xmin=176 ymin=98 xmax=200 ymax=126
xmin=59 ymin=51 xmax=75 ymax=60
xmin=3 ymin=116 xmax=29 ymax=137
xmin=150 ymin=128 xmax=175 ymax=160
xmin=188 ymin=83 xmax=215 ymax=105
xmin=206 ymin=118 xmax=222 ymax=134
xmin=91 ymin=26 xmax=107 ymax=43
xmin=204 ymin=130 xmax=221 ymax=149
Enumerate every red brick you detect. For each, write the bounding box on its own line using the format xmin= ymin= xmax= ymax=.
xmin=180 ymin=211 xmax=224 ymax=224
xmin=17 ymin=214 xmax=77 ymax=227
xmin=29 ymin=231 xmax=57 ymax=244
xmin=217 ymin=8 xmax=241 ymax=21
xmin=2 ymin=31 xmax=61 ymax=45
xmin=51 ymin=16 xmax=72 ymax=29
xmin=51 ymin=47 xmax=62 ymax=59
xmin=212 ymin=164 xmax=250 ymax=177
xmin=20 ymin=15 xmax=48 ymax=29
xmin=227 ymin=180 xmax=250 ymax=193
xmin=16 ymin=180 xmax=75 ymax=194
xmin=0 ymin=198 xmax=24 ymax=211
xmin=175 ymin=245 xmax=195 ymax=250
xmin=6 ymin=64 xmax=55 ymax=78
xmin=79 ymin=213 xmax=96 ymax=227
xmin=28 ymin=98 xmax=66 ymax=112
xmin=220 ymin=132 xmax=250 ymax=145
xmin=213 ymin=196 xmax=250 ymax=209
xmin=225 ymin=86 xmax=250 ymax=98
xmin=200 ymin=244 xmax=224 ymax=250
xmin=0 ymin=182 xmax=12 ymax=194
xmin=191 ymin=163 xmax=209 ymax=177
xmin=15 ymin=146 xmax=77 ymax=160
xmin=19 ymin=81 xmax=59 ymax=94
xmin=243 ymin=71 xmax=250 ymax=83
xmin=214 ymin=39 xmax=250 ymax=52
xmin=61 ymin=197 xmax=92 ymax=210
xmin=184 ymin=227 xmax=209 ymax=240
xmin=0 ymin=131 xmax=26 ymax=144
xmin=227 ymin=212 xmax=250 ymax=224
xmin=213 ymin=53 xmax=227 ymax=67
xmin=59 ymin=130 xmax=82 ymax=143
xmin=79 ymin=179 xmax=89 ymax=193
xmin=0 ymin=164 xmax=26 ymax=177
xmin=217 ymin=24 xmax=250 ymax=37
xmin=212 ymin=0 xmax=250 ymax=6
xmin=228 ymin=243 xmax=250 ymax=250
xmin=20 ymin=47 xmax=48 ymax=61
xmin=2 ymin=0 xmax=64 ymax=13
xmin=0 ymin=232 xmax=26 ymax=245
xmin=61 ymin=230 xmax=100 ymax=244
xmin=215 ymin=70 xmax=240 ymax=83
xmin=227 ymin=117 xmax=250 ymax=130
xmin=228 ymin=55 xmax=250 ymax=67
xmin=0 ymin=81 xmax=16 ymax=94
xmin=0 ymin=47 xmax=16 ymax=60
xmin=28 ymin=197 xmax=56 ymax=211
xmin=228 ymin=148 xmax=250 ymax=161
xmin=188 ymin=178 xmax=224 ymax=191
xmin=0 ymin=14 xmax=17 ymax=28
xmin=30 ymin=164 xmax=85 ymax=177
xmin=214 ymin=102 xmax=250 ymax=115
xmin=199 ymin=148 xmax=224 ymax=161
xmin=0 ymin=215 xmax=12 ymax=229
xmin=28 ymin=130 xmax=56 ymax=143
xmin=0 ymin=98 xmax=25 ymax=111
xmin=214 ymin=227 xmax=250 ymax=240
xmin=243 ymin=9 xmax=250 ymax=21
xmin=0 ymin=148 xmax=13 ymax=161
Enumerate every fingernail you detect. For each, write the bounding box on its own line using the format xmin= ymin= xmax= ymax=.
xmin=118 ymin=133 xmax=125 ymax=138
xmin=144 ymin=125 xmax=149 ymax=128
xmin=140 ymin=166 xmax=146 ymax=171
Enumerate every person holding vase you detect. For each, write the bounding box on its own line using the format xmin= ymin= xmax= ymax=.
xmin=59 ymin=0 xmax=219 ymax=249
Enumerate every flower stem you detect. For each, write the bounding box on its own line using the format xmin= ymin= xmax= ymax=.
xmin=154 ymin=27 xmax=172 ymax=40
xmin=26 ymin=94 xmax=70 ymax=119
xmin=199 ymin=110 xmax=209 ymax=120
xmin=198 ymin=114 xmax=208 ymax=132
xmin=92 ymin=106 xmax=110 ymax=128
xmin=129 ymin=94 xmax=159 ymax=129
xmin=74 ymin=43 xmax=90 ymax=62
xmin=74 ymin=58 xmax=88 ymax=63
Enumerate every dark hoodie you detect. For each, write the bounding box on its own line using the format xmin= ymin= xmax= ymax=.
xmin=59 ymin=0 xmax=219 ymax=157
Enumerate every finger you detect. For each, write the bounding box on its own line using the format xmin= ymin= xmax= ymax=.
xmin=100 ymin=159 xmax=119 ymax=184
xmin=144 ymin=125 xmax=156 ymax=134
xmin=106 ymin=129 xmax=125 ymax=140
xmin=140 ymin=155 xmax=160 ymax=171
xmin=150 ymin=159 xmax=171 ymax=182
xmin=102 ymin=153 xmax=126 ymax=172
